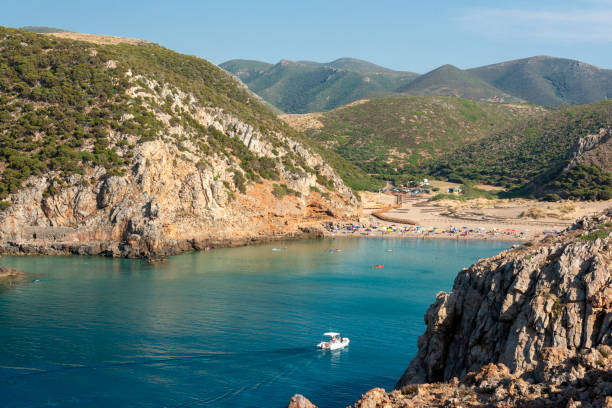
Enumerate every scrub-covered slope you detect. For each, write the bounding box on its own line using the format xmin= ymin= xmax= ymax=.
xmin=398 ymin=64 xmax=520 ymax=103
xmin=293 ymin=96 xmax=541 ymax=178
xmin=220 ymin=58 xmax=418 ymax=113
xmin=0 ymin=27 xmax=358 ymax=257
xmin=469 ymin=56 xmax=612 ymax=106
xmin=431 ymin=100 xmax=612 ymax=200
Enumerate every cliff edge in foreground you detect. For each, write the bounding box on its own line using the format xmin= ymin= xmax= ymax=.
xmin=290 ymin=208 xmax=611 ymax=407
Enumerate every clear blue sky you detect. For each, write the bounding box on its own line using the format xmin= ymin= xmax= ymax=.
xmin=4 ymin=0 xmax=612 ymax=73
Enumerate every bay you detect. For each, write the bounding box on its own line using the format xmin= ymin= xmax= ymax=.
xmin=0 ymin=238 xmax=513 ymax=408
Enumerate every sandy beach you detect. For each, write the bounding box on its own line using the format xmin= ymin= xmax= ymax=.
xmin=334 ymin=192 xmax=612 ymax=242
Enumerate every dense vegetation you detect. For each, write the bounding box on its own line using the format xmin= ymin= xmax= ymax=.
xmin=297 ymin=92 xmax=611 ymax=199
xmin=220 ymin=59 xmax=418 ymax=113
xmin=541 ymin=164 xmax=612 ymax=201
xmin=0 ymin=28 xmax=133 ymax=200
xmin=0 ymin=27 xmax=366 ymax=204
xmin=302 ymin=96 xmax=540 ymax=182
xmin=431 ymin=100 xmax=612 ymax=199
xmin=430 ymin=101 xmax=612 ymax=185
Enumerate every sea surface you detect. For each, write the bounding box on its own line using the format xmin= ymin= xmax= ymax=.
xmin=0 ymin=238 xmax=513 ymax=408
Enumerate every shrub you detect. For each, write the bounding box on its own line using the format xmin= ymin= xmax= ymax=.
xmin=272 ymin=183 xmax=300 ymax=198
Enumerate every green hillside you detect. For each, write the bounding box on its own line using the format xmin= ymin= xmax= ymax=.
xmin=219 ymin=59 xmax=273 ymax=82
xmin=220 ymin=59 xmax=418 ymax=113
xmin=0 ymin=26 xmax=376 ymax=201
xmin=469 ymin=56 xmax=612 ymax=106
xmin=302 ymin=96 xmax=541 ymax=181
xmin=399 ymin=64 xmax=521 ymax=103
xmin=430 ymin=100 xmax=612 ymax=199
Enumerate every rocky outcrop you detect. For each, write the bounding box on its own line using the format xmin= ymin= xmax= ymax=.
xmin=563 ymin=127 xmax=611 ymax=174
xmin=287 ymin=394 xmax=317 ymax=408
xmin=0 ymin=133 xmax=357 ymax=257
xmin=398 ymin=208 xmax=611 ymax=386
xmin=348 ymin=348 xmax=612 ymax=407
xmin=290 ymin=208 xmax=611 ymax=407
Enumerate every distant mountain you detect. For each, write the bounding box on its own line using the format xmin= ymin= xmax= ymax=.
xmin=297 ymin=57 xmax=403 ymax=74
xmin=220 ymin=58 xmax=418 ymax=113
xmin=218 ymin=59 xmax=273 ymax=83
xmin=399 ymin=64 xmax=521 ymax=103
xmin=223 ymin=55 xmax=612 ymax=113
xmin=19 ymin=26 xmax=69 ymax=33
xmin=469 ymin=56 xmax=612 ymax=106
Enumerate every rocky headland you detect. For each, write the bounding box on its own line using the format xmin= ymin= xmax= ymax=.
xmin=289 ymin=208 xmax=612 ymax=407
xmin=0 ymin=27 xmax=359 ymax=259
xmin=0 ymin=119 xmax=357 ymax=258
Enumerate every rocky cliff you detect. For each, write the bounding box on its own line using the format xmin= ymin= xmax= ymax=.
xmin=398 ymin=209 xmax=611 ymax=386
xmin=563 ymin=127 xmax=612 ymax=176
xmin=290 ymin=209 xmax=612 ymax=407
xmin=0 ymin=27 xmax=358 ymax=258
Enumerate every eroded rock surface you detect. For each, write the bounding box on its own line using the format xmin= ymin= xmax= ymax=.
xmin=398 ymin=209 xmax=611 ymax=386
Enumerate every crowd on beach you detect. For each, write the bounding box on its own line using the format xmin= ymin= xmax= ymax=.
xmin=330 ymin=222 xmax=565 ymax=241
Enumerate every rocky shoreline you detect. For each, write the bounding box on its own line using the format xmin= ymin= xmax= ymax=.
xmin=289 ymin=208 xmax=612 ymax=407
xmin=0 ymin=223 xmax=330 ymax=258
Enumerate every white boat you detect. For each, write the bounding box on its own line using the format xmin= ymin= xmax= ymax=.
xmin=317 ymin=332 xmax=350 ymax=350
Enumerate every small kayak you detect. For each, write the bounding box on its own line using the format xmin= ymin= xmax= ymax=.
xmin=371 ymin=265 xmax=384 ymax=269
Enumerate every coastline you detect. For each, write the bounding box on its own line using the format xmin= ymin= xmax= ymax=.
xmin=0 ymin=226 xmax=329 ymax=258
xmin=0 ymin=225 xmax=528 ymax=260
xmin=3 ymin=197 xmax=608 ymax=258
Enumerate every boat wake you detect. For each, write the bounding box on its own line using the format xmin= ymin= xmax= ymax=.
xmin=0 ymin=346 xmax=316 ymax=381
xmin=165 ymin=352 xmax=315 ymax=408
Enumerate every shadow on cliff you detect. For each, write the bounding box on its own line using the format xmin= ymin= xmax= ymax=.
xmin=519 ymin=368 xmax=612 ymax=407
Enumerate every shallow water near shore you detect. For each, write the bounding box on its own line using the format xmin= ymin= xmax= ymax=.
xmin=0 ymin=238 xmax=514 ymax=408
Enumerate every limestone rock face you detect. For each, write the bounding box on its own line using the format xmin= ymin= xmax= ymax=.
xmin=0 ymin=111 xmax=358 ymax=258
xmin=398 ymin=209 xmax=611 ymax=387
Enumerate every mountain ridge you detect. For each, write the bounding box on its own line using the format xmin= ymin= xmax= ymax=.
xmin=222 ymin=55 xmax=612 ymax=112
xmin=290 ymin=95 xmax=543 ymax=185
xmin=469 ymin=55 xmax=612 ymax=106
xmin=220 ymin=58 xmax=418 ymax=113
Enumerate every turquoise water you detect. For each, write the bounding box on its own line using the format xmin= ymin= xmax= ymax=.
xmin=0 ymin=238 xmax=512 ymax=408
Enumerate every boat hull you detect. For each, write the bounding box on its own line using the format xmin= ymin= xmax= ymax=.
xmin=317 ymin=338 xmax=350 ymax=350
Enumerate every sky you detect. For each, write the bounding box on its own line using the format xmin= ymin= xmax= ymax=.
xmin=3 ymin=0 xmax=612 ymax=73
